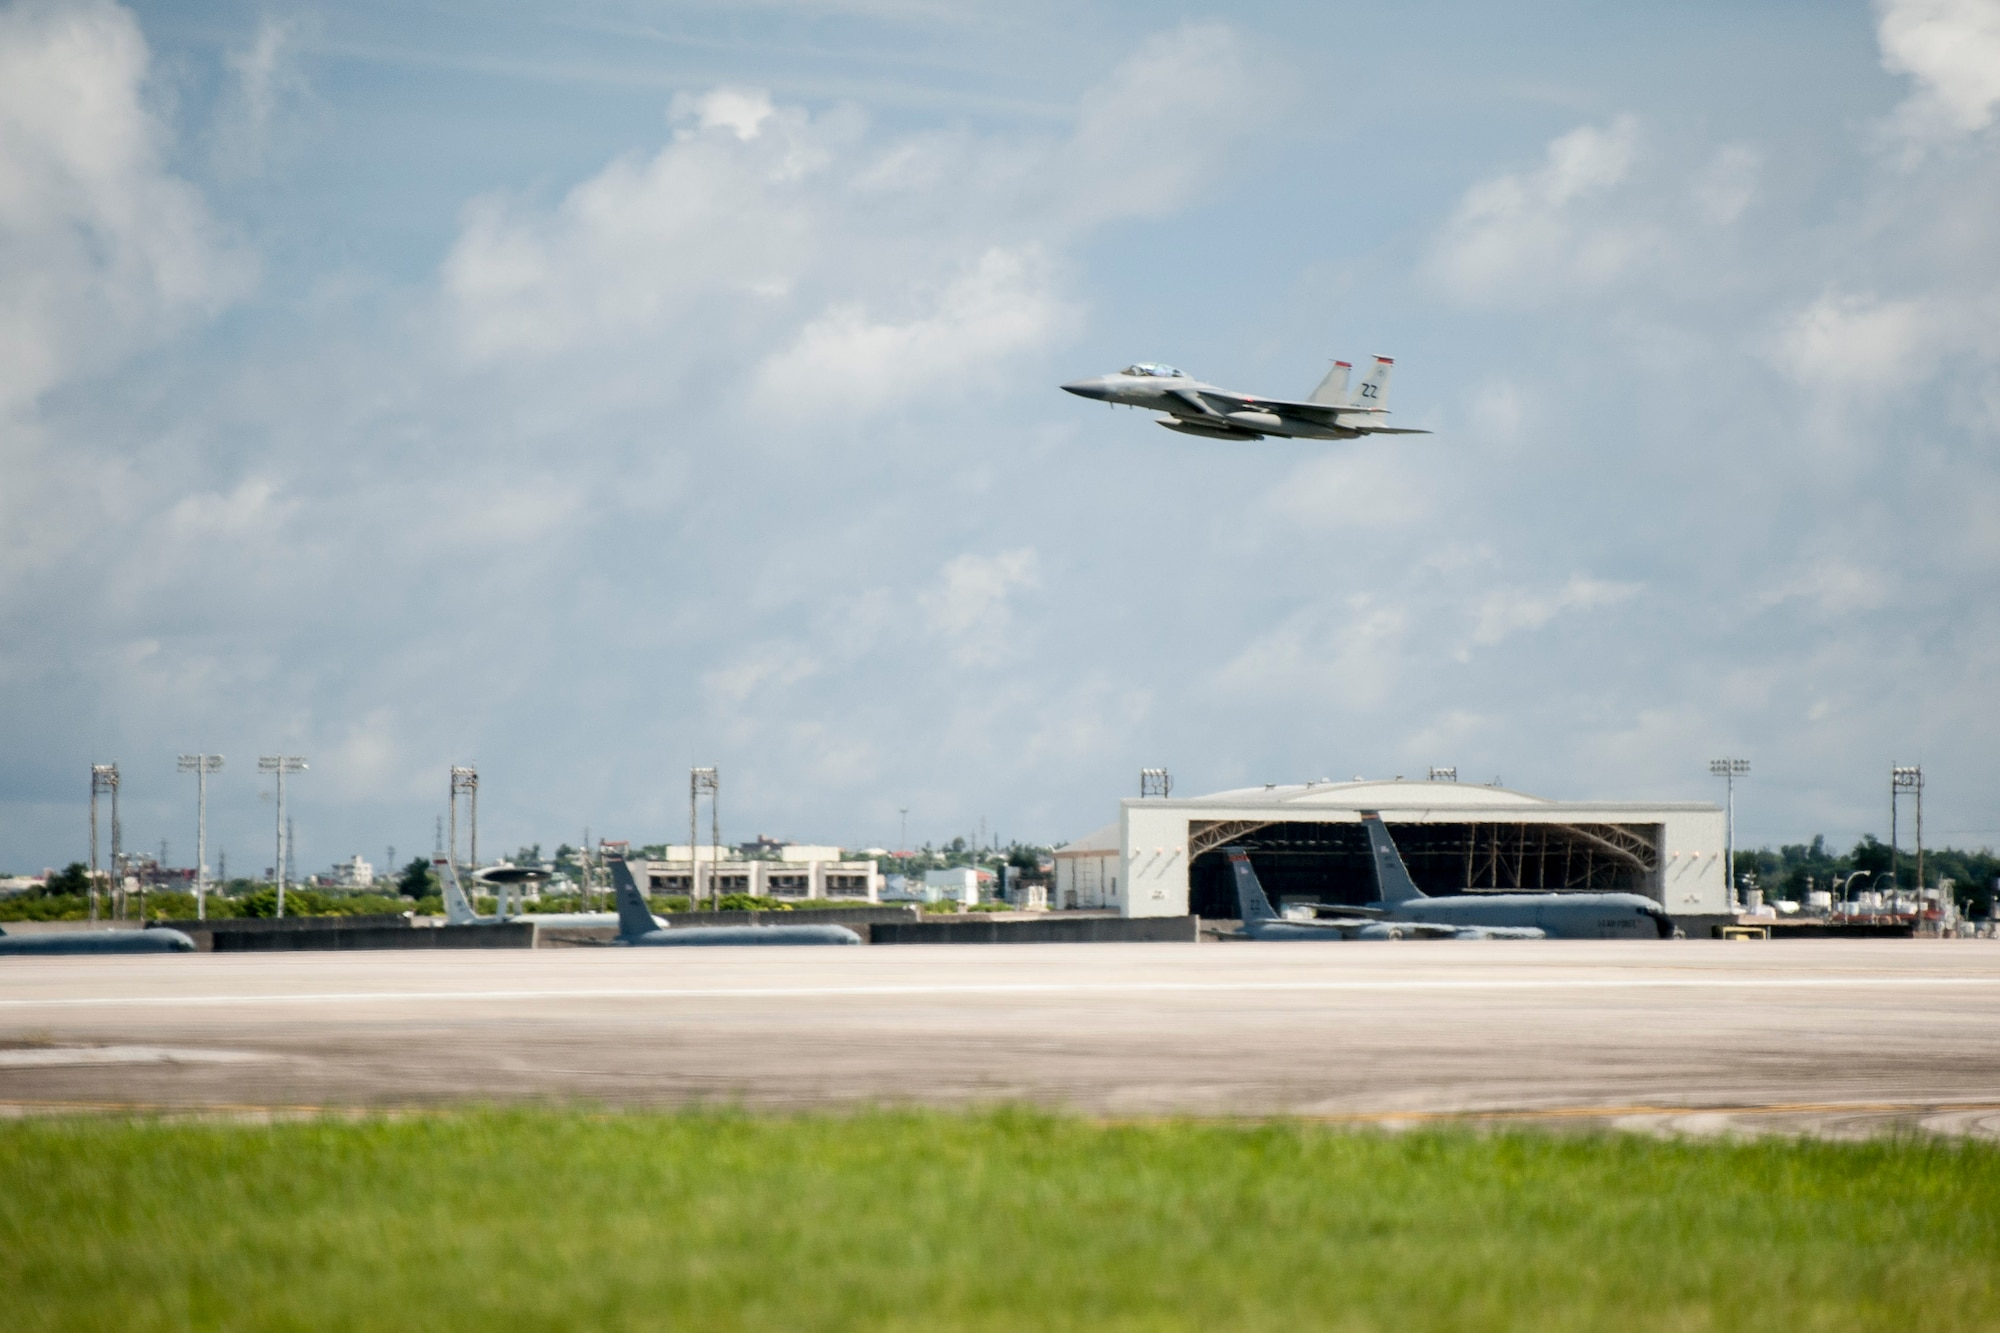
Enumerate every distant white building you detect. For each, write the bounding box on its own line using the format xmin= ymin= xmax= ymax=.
xmin=329 ymin=855 xmax=375 ymax=888
xmin=642 ymin=848 xmax=882 ymax=903
xmin=1053 ymin=824 xmax=1121 ymax=911
xmin=922 ymin=867 xmax=994 ymax=907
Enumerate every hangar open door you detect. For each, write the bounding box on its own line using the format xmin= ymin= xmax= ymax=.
xmin=1185 ymin=819 xmax=1663 ymax=919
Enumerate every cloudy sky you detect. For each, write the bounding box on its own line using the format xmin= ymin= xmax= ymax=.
xmin=3 ymin=0 xmax=1998 ymax=875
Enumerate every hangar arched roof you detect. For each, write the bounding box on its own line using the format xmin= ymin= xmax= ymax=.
xmin=1184 ymin=779 xmax=1547 ymax=809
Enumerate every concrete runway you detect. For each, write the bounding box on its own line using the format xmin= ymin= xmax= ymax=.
xmin=3 ymin=939 xmax=2000 ymax=1136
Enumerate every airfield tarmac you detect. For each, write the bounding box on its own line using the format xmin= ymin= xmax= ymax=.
xmin=2 ymin=939 xmax=1999 ymax=1137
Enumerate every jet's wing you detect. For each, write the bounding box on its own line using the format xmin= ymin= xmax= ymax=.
xmin=1199 ymin=390 xmax=1431 ymax=435
xmin=1199 ymin=390 xmax=1371 ymax=420
xmin=1405 ymin=922 xmax=1478 ymax=938
xmin=1167 ymin=387 xmax=1225 ymax=417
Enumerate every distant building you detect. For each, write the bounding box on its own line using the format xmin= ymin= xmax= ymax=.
xmin=1053 ymin=825 xmax=1121 ymax=911
xmin=922 ymin=867 xmax=993 ymax=907
xmin=329 ymin=855 xmax=375 ymax=888
xmin=643 ymin=847 xmax=882 ymax=902
xmin=736 ymin=836 xmax=847 ymax=863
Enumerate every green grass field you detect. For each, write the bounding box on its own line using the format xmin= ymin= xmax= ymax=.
xmin=2 ymin=1110 xmax=1996 ymax=1331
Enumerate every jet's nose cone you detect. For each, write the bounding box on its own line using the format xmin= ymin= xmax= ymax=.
xmin=1061 ymin=379 xmax=1108 ymax=400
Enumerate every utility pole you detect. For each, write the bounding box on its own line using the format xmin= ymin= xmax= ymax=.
xmin=178 ymin=753 xmax=224 ymax=921
xmin=1709 ymin=758 xmax=1750 ymax=911
xmin=89 ymin=763 xmax=118 ymax=923
xmin=899 ymin=808 xmax=908 ymax=854
xmin=258 ymin=755 xmax=307 ymax=918
xmin=449 ymin=766 xmax=479 ymax=873
xmin=691 ymin=767 xmax=719 ymax=909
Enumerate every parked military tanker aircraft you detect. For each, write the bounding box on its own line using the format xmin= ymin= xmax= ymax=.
xmin=434 ymin=854 xmax=628 ymax=930
xmin=1226 ymin=812 xmax=1678 ymax=940
xmin=608 ymin=859 xmax=862 ymax=946
xmin=1060 ymin=356 xmax=1431 ymax=441
xmin=0 ymin=924 xmax=195 ymax=955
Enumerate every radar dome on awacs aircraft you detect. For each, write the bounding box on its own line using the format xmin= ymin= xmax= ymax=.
xmin=1060 ymin=356 xmax=1430 ymax=441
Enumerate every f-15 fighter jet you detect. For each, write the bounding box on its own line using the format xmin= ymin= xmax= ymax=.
xmin=1060 ymin=356 xmax=1430 ymax=442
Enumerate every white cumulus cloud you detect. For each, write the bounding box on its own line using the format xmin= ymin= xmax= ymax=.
xmin=1467 ymin=575 xmax=1639 ymax=649
xmin=923 ymin=548 xmax=1041 ymax=666
xmin=0 ymin=0 xmax=250 ymax=418
xmin=1773 ymin=291 xmax=1938 ymax=394
xmin=1426 ymin=117 xmax=1650 ymax=304
xmin=753 ymin=247 xmax=1072 ymax=416
xmin=1878 ymin=0 xmax=2000 ymax=146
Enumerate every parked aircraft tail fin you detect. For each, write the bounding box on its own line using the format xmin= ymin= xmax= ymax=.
xmin=1308 ymin=360 xmax=1353 ymax=406
xmin=1359 ymin=812 xmax=1427 ymax=905
xmin=608 ymin=858 xmax=658 ymax=939
xmin=1224 ymin=847 xmax=1278 ymax=923
xmin=1351 ymin=356 xmax=1393 ymax=411
xmin=433 ymin=853 xmax=478 ymax=926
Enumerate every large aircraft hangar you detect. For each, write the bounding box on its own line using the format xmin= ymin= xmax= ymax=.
xmin=1061 ymin=777 xmax=1729 ymax=919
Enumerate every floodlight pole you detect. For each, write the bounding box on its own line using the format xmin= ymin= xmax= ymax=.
xmin=1709 ymin=758 xmax=1749 ymax=911
xmin=178 ymin=754 xmax=224 ymax=921
xmin=110 ymin=767 xmax=122 ymax=918
xmin=1891 ymin=765 xmax=1923 ymax=899
xmin=259 ymin=756 xmax=307 ymax=917
xmin=89 ymin=764 xmax=119 ymax=923
xmin=691 ymin=767 xmax=719 ymax=909
xmin=449 ymin=766 xmax=479 ymax=875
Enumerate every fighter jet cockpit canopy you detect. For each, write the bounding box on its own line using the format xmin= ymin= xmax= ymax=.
xmin=1122 ymin=363 xmax=1184 ymax=378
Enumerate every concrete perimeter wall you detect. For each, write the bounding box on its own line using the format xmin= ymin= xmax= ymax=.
xmin=870 ymin=916 xmax=1199 ymax=945
xmin=209 ymin=923 xmax=536 ymax=951
xmin=151 ymin=914 xmax=413 ymax=935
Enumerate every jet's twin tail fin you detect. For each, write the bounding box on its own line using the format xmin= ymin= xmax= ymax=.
xmin=1359 ymin=812 xmax=1426 ymax=905
xmin=1224 ymin=848 xmax=1279 ymax=924
xmin=1307 ymin=360 xmax=1353 ymax=406
xmin=608 ymin=858 xmax=659 ymax=940
xmin=1350 ymin=357 xmax=1393 ymax=412
xmin=433 ymin=853 xmax=478 ymax=926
